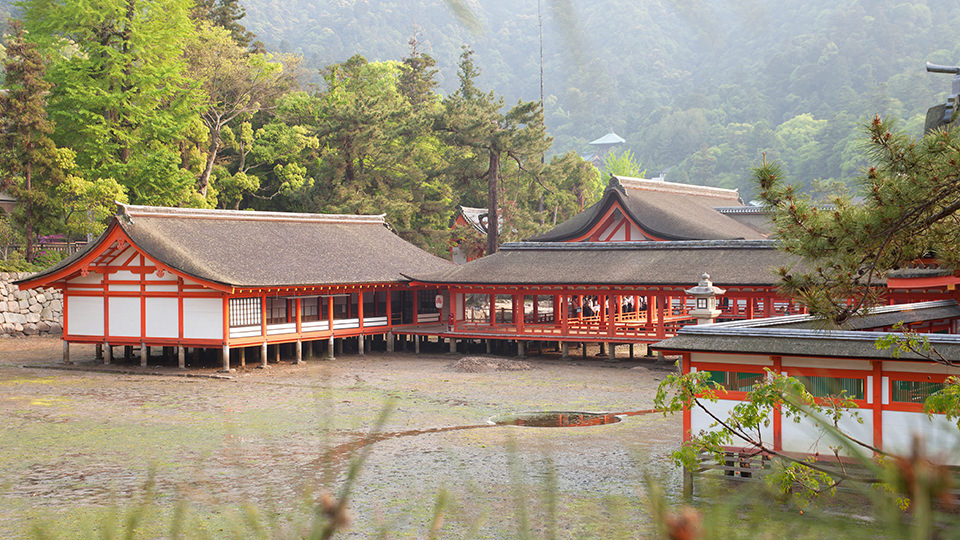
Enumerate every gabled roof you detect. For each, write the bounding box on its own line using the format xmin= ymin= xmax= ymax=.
xmin=588 ymin=132 xmax=626 ymax=146
xmin=407 ymin=240 xmax=793 ymax=287
xmin=20 ymin=204 xmax=454 ymax=289
xmin=452 ymin=205 xmax=492 ymax=234
xmin=528 ymin=176 xmax=769 ymax=242
xmin=652 ymin=300 xmax=960 ymax=361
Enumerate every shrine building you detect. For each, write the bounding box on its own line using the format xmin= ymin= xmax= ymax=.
xmin=16 ymin=204 xmax=455 ymax=370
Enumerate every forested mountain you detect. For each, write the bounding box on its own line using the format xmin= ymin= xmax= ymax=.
xmin=240 ymin=0 xmax=960 ymax=197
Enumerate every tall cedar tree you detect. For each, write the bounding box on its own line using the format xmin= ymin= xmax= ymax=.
xmin=757 ymin=116 xmax=960 ymax=324
xmin=191 ymin=0 xmax=256 ymax=49
xmin=441 ymin=46 xmax=551 ymax=254
xmin=0 ymin=20 xmax=62 ymax=262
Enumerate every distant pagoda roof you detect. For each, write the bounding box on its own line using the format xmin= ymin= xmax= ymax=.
xmin=588 ymin=132 xmax=626 ymax=145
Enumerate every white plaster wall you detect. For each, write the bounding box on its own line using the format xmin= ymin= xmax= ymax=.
xmin=68 ymin=273 xmax=102 ymax=285
xmin=781 ymin=411 xmax=873 ymax=457
xmin=781 ymin=356 xmax=872 ymax=371
xmin=693 ymin=352 xmax=773 ymax=367
xmin=108 ymin=297 xmax=140 ymax=337
xmin=692 ymin=399 xmax=775 ymax=446
xmin=111 ymin=269 xmax=140 ymax=282
xmin=182 ymin=298 xmax=223 ymax=340
xmin=108 ymin=284 xmax=140 ymax=292
xmin=145 ymin=297 xmax=178 ymax=338
xmin=883 ymin=411 xmax=960 ymax=465
xmin=882 ymin=361 xmax=959 ymax=376
xmin=67 ymin=296 xmax=103 ymax=336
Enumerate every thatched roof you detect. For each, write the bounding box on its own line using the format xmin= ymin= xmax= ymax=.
xmin=528 ymin=176 xmax=769 ymax=242
xmin=22 ymin=204 xmax=455 ymax=289
xmin=408 ymin=240 xmax=793 ymax=287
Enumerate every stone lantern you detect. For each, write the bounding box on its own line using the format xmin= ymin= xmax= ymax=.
xmin=685 ymin=273 xmax=726 ymax=325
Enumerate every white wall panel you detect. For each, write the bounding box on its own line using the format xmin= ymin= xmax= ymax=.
xmin=112 ymin=270 xmax=140 ymax=282
xmin=781 ymin=411 xmax=873 ymax=456
xmin=145 ymin=297 xmax=178 ymax=338
xmin=182 ymin=298 xmax=223 ymax=340
xmin=693 ymin=352 xmax=772 ymax=366
xmin=883 ymin=411 xmax=960 ymax=465
xmin=692 ymin=399 xmax=774 ymax=445
xmin=108 ymin=297 xmax=140 ymax=337
xmin=781 ymin=357 xmax=872 ymax=370
xmin=68 ymin=273 xmax=102 ymax=285
xmin=67 ymin=295 xmax=104 ymax=336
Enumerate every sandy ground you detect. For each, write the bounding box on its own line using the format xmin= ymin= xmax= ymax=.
xmin=0 ymin=336 xmax=683 ymax=539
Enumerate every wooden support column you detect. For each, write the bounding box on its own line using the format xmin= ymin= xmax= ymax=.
xmin=412 ymin=290 xmax=419 ymax=324
xmin=490 ymin=294 xmax=496 ymax=326
xmin=240 ymin=346 xmax=246 ymax=368
xmin=140 ymin=342 xmax=148 ymax=367
xmin=415 ymin=335 xmax=420 ymax=354
xmin=517 ymin=340 xmax=526 ymax=358
xmin=772 ymin=355 xmax=782 ymax=451
xmin=221 ymin=345 xmax=230 ymax=372
xmin=386 ymin=290 xmax=392 ymax=326
xmin=261 ymin=342 xmax=268 ymax=368
xmin=358 ymin=334 xmax=364 ymax=356
xmin=764 ymin=296 xmax=773 ymax=318
xmin=386 ymin=331 xmax=394 ymax=353
xmin=449 ymin=337 xmax=456 ymax=354
xmin=326 ymin=335 xmax=335 ymax=360
xmin=296 ymin=340 xmax=303 ymax=364
xmin=747 ymin=297 xmax=755 ymax=319
xmin=514 ymin=294 xmax=523 ymax=335
xmin=62 ymin=341 xmax=70 ymax=364
xmin=95 ymin=344 xmax=103 ymax=360
xmin=178 ymin=346 xmax=185 ymax=369
xmin=608 ymin=295 xmax=617 ymax=339
xmin=656 ymin=294 xmax=667 ymax=339
xmin=872 ymin=359 xmax=883 ymax=451
xmin=607 ymin=343 xmax=616 ymax=362
xmin=560 ymin=294 xmax=569 ymax=336
xmin=646 ymin=295 xmax=654 ymax=330
xmin=274 ymin=342 xmax=280 ymax=363
xmin=561 ymin=341 xmax=569 ymax=359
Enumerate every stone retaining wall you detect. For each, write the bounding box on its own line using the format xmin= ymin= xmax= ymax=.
xmin=0 ymin=272 xmax=62 ymax=337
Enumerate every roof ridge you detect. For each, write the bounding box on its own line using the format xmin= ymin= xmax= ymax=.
xmin=612 ymin=176 xmax=742 ymax=201
xmin=118 ymin=203 xmax=386 ymax=224
xmin=502 ymin=239 xmax=778 ymax=250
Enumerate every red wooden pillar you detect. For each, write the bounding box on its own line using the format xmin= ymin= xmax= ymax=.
xmin=872 ymin=360 xmax=883 ymax=451
xmin=681 ymin=352 xmax=692 ymax=441
xmin=450 ymin=291 xmax=457 ymax=331
xmin=608 ymin=294 xmax=617 ymax=338
xmin=747 ymin=297 xmax=755 ymax=319
xmin=358 ymin=291 xmax=364 ymax=330
xmin=412 ymin=289 xmax=419 ymax=324
xmin=764 ymin=295 xmax=773 ymax=318
xmin=327 ymin=296 xmax=334 ymax=333
xmin=656 ymin=294 xmax=666 ymax=339
xmin=560 ymin=294 xmax=568 ymax=335
xmin=646 ymin=294 xmax=654 ymax=328
xmin=515 ymin=293 xmax=524 ymax=335
xmin=386 ymin=290 xmax=392 ymax=326
xmin=532 ymin=294 xmax=539 ymax=322
xmin=772 ymin=355 xmax=782 ymax=451
xmin=490 ymin=293 xmax=497 ymax=327
xmin=578 ymin=295 xmax=584 ymax=321
xmin=296 ymin=297 xmax=302 ymax=334
xmin=598 ymin=294 xmax=606 ymax=333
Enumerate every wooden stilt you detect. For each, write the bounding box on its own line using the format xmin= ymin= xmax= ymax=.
xmin=240 ymin=346 xmax=246 ymax=368
xmin=326 ymin=336 xmax=335 ymax=360
xmin=335 ymin=338 xmax=343 ymax=355
xmin=386 ymin=332 xmax=394 ymax=353
xmin=517 ymin=341 xmax=526 ymax=358
xmin=95 ymin=343 xmax=103 ymax=360
xmin=629 ymin=343 xmax=634 ymax=359
xmin=178 ymin=346 xmax=186 ymax=369
xmin=486 ymin=339 xmax=492 ymax=354
xmin=261 ymin=342 xmax=268 ymax=368
xmin=415 ymin=336 xmax=421 ymax=354
xmin=105 ymin=344 xmax=112 ymax=364
xmin=561 ymin=341 xmax=569 ymax=359
xmin=449 ymin=337 xmax=456 ymax=354
xmin=606 ymin=343 xmax=616 ymax=362
xmin=358 ymin=334 xmax=364 ymax=356
xmin=62 ymin=341 xmax=71 ymax=364
xmin=581 ymin=342 xmax=587 ymax=359
xmin=221 ymin=345 xmax=230 ymax=372
xmin=296 ymin=340 xmax=303 ymax=364
xmin=140 ymin=343 xmax=148 ymax=367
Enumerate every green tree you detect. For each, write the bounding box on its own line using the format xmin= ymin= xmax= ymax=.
xmin=756 ymin=117 xmax=960 ymax=324
xmin=191 ymin=0 xmax=255 ymax=48
xmin=0 ymin=20 xmax=62 ymax=261
xmin=22 ymin=0 xmax=204 ymax=206
xmin=441 ymin=46 xmax=551 ymax=254
xmin=602 ymin=148 xmax=645 ymax=178
xmin=184 ymin=22 xmax=294 ymax=200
